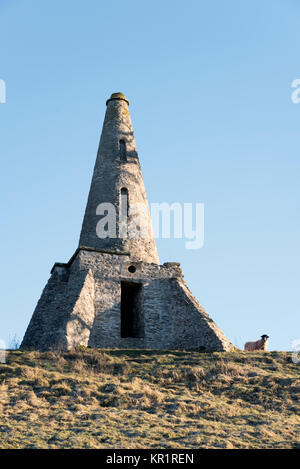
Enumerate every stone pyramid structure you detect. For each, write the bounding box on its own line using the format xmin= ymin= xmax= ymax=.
xmin=21 ymin=93 xmax=233 ymax=352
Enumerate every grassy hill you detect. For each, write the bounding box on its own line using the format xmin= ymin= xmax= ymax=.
xmin=0 ymin=349 xmax=299 ymax=449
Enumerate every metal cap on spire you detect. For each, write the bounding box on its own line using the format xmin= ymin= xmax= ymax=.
xmin=106 ymin=92 xmax=129 ymax=106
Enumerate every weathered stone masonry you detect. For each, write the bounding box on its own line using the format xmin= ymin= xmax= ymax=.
xmin=21 ymin=93 xmax=233 ymax=352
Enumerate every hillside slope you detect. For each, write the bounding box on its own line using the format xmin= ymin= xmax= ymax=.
xmin=0 ymin=349 xmax=299 ymax=448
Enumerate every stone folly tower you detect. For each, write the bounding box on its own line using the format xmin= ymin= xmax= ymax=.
xmin=21 ymin=93 xmax=233 ymax=352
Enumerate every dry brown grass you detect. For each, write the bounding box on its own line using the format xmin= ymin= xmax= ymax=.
xmin=0 ymin=349 xmax=299 ymax=448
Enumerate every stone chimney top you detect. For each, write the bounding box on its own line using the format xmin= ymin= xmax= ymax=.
xmin=106 ymin=92 xmax=129 ymax=106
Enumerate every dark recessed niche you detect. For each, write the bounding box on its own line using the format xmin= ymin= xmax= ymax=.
xmin=121 ymin=281 xmax=143 ymax=338
xmin=128 ymin=265 xmax=136 ymax=273
xmin=119 ymin=140 xmax=127 ymax=161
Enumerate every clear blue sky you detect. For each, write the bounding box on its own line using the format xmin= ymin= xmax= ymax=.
xmin=0 ymin=0 xmax=299 ymax=351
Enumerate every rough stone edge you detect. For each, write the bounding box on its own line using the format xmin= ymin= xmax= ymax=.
xmin=176 ymin=277 xmax=234 ymax=352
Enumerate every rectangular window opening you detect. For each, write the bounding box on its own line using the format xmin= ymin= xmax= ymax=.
xmin=121 ymin=281 xmax=144 ymax=338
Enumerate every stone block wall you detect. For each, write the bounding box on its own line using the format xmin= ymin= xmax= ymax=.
xmin=21 ymin=248 xmax=233 ymax=352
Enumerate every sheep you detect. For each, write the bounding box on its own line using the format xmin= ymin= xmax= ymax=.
xmin=244 ymin=334 xmax=269 ymax=351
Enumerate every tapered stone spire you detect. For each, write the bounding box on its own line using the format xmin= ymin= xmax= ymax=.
xmin=79 ymin=92 xmax=159 ymax=264
xmin=21 ymin=91 xmax=233 ymax=353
